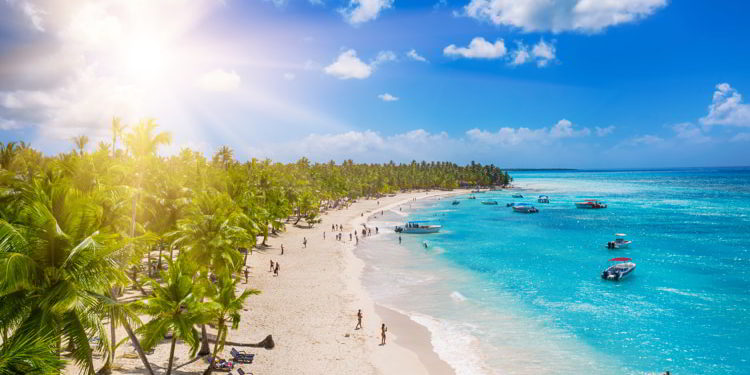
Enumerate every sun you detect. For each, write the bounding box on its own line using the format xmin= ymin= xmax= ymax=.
xmin=122 ymin=37 xmax=171 ymax=82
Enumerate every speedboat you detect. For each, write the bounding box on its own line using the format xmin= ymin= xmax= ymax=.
xmin=512 ymin=194 xmax=524 ymax=198
xmin=575 ymin=199 xmax=607 ymax=209
xmin=601 ymin=257 xmax=636 ymax=281
xmin=481 ymin=200 xmax=499 ymax=205
xmin=606 ymin=233 xmax=632 ymax=249
xmin=468 ymin=195 xmax=477 ymax=200
xmin=452 ymin=200 xmax=460 ymax=205
xmin=506 ymin=202 xmax=516 ymax=207
xmin=538 ymin=195 xmax=550 ymax=203
xmin=512 ymin=203 xmax=539 ymax=213
xmin=395 ymin=221 xmax=441 ymax=234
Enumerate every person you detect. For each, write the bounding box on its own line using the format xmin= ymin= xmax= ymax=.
xmin=244 ymin=267 xmax=249 ymax=284
xmin=303 ymin=237 xmax=307 ymax=248
xmin=274 ymin=262 xmax=279 ymax=276
xmin=349 ymin=233 xmax=352 ymax=241
xmin=423 ymin=241 xmax=428 ymax=249
xmin=269 ymin=259 xmax=274 ymax=272
xmin=355 ymin=309 xmax=363 ymax=330
xmin=332 ymin=224 xmax=335 ymax=231
xmin=375 ymin=227 xmax=379 ymax=234
xmin=281 ymin=244 xmax=284 ymax=255
xmin=398 ymin=236 xmax=402 ymax=244
xmin=361 ymin=213 xmax=363 ymax=217
xmin=380 ymin=323 xmax=387 ymax=345
xmin=323 ymin=231 xmax=326 ymax=239
xmin=355 ymin=236 xmax=359 ymax=245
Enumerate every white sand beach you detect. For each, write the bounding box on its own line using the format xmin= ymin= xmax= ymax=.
xmin=78 ymin=190 xmax=467 ymax=375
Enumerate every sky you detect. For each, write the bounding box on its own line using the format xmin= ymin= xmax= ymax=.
xmin=1 ymin=0 xmax=749 ymax=168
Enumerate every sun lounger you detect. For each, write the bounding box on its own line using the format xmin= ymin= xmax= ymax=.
xmin=230 ymin=348 xmax=254 ymax=363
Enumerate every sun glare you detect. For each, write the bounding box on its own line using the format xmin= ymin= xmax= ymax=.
xmin=122 ymin=38 xmax=170 ymax=82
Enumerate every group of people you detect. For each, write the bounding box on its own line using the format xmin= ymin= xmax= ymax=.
xmin=355 ymin=309 xmax=388 ymax=346
xmin=269 ymin=259 xmax=280 ymax=276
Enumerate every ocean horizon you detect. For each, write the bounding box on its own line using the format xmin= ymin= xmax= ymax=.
xmin=359 ymin=168 xmax=750 ymax=375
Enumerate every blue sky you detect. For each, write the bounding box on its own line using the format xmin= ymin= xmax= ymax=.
xmin=1 ymin=0 xmax=749 ymax=168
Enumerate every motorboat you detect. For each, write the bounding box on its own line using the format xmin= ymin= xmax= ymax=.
xmin=575 ymin=199 xmax=607 ymax=209
xmin=538 ymin=195 xmax=550 ymax=203
xmin=506 ymin=202 xmax=516 ymax=207
xmin=395 ymin=221 xmax=441 ymax=234
xmin=481 ymin=200 xmax=499 ymax=205
xmin=512 ymin=203 xmax=539 ymax=213
xmin=512 ymin=194 xmax=524 ymax=198
xmin=452 ymin=200 xmax=460 ymax=205
xmin=468 ymin=195 xmax=477 ymax=200
xmin=601 ymin=257 xmax=636 ymax=281
xmin=606 ymin=233 xmax=632 ymax=249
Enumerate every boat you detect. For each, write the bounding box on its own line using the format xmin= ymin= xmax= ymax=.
xmin=575 ymin=199 xmax=607 ymax=209
xmin=601 ymin=257 xmax=636 ymax=281
xmin=538 ymin=195 xmax=550 ymax=203
xmin=467 ymin=195 xmax=476 ymax=199
xmin=512 ymin=203 xmax=539 ymax=213
xmin=395 ymin=221 xmax=441 ymax=234
xmin=606 ymin=233 xmax=632 ymax=249
xmin=452 ymin=200 xmax=460 ymax=205
xmin=506 ymin=202 xmax=516 ymax=207
xmin=512 ymin=194 xmax=524 ymax=198
xmin=481 ymin=200 xmax=498 ymax=205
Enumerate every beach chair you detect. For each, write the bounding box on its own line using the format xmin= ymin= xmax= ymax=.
xmin=230 ymin=348 xmax=254 ymax=363
xmin=236 ymin=369 xmax=253 ymax=375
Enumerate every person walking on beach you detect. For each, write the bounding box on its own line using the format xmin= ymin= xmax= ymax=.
xmin=398 ymin=236 xmax=402 ymax=244
xmin=323 ymin=231 xmax=326 ymax=239
xmin=270 ymin=260 xmax=274 ymax=272
xmin=380 ymin=323 xmax=387 ymax=345
xmin=244 ymin=267 xmax=249 ymax=283
xmin=356 ymin=309 xmax=363 ymax=330
xmin=376 ymin=227 xmax=379 ymax=234
xmin=349 ymin=233 xmax=352 ymax=241
xmin=303 ymin=237 xmax=307 ymax=248
xmin=274 ymin=262 xmax=279 ymax=276
xmin=281 ymin=244 xmax=284 ymax=255
xmin=332 ymin=224 xmax=335 ymax=231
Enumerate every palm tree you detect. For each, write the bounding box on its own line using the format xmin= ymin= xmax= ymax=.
xmin=203 ymin=276 xmax=259 ymax=375
xmin=0 ymin=179 xmax=128 ymax=374
xmin=136 ymin=258 xmax=217 ymax=375
xmin=110 ymin=117 xmax=127 ymax=158
xmin=72 ymin=135 xmax=89 ymax=155
xmin=0 ymin=331 xmax=65 ymax=375
xmin=212 ymin=146 xmax=234 ymax=170
xmin=169 ymin=189 xmax=252 ymax=355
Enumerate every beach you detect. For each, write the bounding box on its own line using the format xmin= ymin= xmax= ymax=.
xmin=85 ymin=190 xmax=466 ymax=375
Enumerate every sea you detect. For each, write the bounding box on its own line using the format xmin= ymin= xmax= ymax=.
xmin=358 ymin=167 xmax=750 ymax=375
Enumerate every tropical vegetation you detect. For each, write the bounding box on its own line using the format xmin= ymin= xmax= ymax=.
xmin=0 ymin=119 xmax=510 ymax=374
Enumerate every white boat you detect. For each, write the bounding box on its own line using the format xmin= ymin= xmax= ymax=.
xmin=538 ymin=195 xmax=549 ymax=203
xmin=512 ymin=203 xmax=539 ymax=213
xmin=395 ymin=221 xmax=441 ymax=234
xmin=601 ymin=257 xmax=636 ymax=281
xmin=606 ymin=233 xmax=632 ymax=249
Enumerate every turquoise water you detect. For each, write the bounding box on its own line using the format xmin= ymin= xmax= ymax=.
xmin=359 ymin=168 xmax=750 ymax=375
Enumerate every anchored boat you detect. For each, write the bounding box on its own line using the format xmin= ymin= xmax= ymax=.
xmin=481 ymin=200 xmax=499 ymax=205
xmin=538 ymin=195 xmax=550 ymax=203
xmin=395 ymin=221 xmax=441 ymax=234
xmin=575 ymin=199 xmax=607 ymax=209
xmin=512 ymin=203 xmax=539 ymax=213
xmin=606 ymin=233 xmax=632 ymax=249
xmin=512 ymin=194 xmax=524 ymax=198
xmin=452 ymin=200 xmax=460 ymax=205
xmin=601 ymin=257 xmax=636 ymax=281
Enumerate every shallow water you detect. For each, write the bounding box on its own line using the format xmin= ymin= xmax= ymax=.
xmin=357 ymin=167 xmax=750 ymax=375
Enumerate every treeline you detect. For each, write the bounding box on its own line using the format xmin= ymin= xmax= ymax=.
xmin=0 ymin=119 xmax=511 ymax=375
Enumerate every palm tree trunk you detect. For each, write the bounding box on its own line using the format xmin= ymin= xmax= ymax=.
xmin=262 ymin=220 xmax=269 ymax=246
xmin=122 ymin=319 xmax=155 ymax=375
xmin=203 ymin=319 xmax=224 ymax=375
xmin=157 ymin=244 xmax=163 ymax=272
xmin=166 ymin=336 xmax=177 ymax=375
xmin=199 ymin=324 xmax=211 ymax=355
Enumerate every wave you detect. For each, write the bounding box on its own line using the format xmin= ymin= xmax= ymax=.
xmin=450 ymin=291 xmax=467 ymax=302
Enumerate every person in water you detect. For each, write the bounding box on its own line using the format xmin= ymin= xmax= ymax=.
xmin=380 ymin=323 xmax=387 ymax=345
xmin=355 ymin=309 xmax=363 ymax=330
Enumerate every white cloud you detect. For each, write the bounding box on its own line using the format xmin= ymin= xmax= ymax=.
xmin=626 ymin=134 xmax=664 ymax=146
xmin=509 ymin=42 xmax=530 ymax=66
xmin=5 ymin=0 xmax=46 ymax=31
xmin=372 ymin=50 xmax=397 ymax=66
xmin=0 ymin=117 xmax=23 ymax=130
xmin=466 ymin=119 xmax=590 ymax=146
xmin=595 ymin=126 xmax=615 ymax=136
xmin=283 ymin=72 xmax=296 ymax=81
xmin=406 ymin=49 xmax=428 ymax=62
xmin=324 ymin=49 xmax=396 ymax=80
xmin=196 ymin=69 xmax=241 ymax=92
xmin=463 ymin=0 xmax=667 ymax=33
xmin=672 ymin=122 xmax=710 ymax=143
xmin=531 ymin=39 xmax=556 ymax=67
xmin=444 ymin=37 xmax=507 ymax=59
xmin=324 ymin=49 xmax=373 ymax=80
xmin=731 ymin=133 xmax=750 ymax=142
xmin=378 ymin=93 xmax=399 ymax=102
xmin=339 ymin=0 xmax=394 ymax=25
xmin=699 ymin=83 xmax=750 ymax=127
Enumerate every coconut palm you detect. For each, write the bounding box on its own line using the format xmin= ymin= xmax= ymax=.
xmin=72 ymin=135 xmax=89 ymax=155
xmin=203 ymin=276 xmax=259 ymax=375
xmin=0 ymin=331 xmax=65 ymax=375
xmin=110 ymin=117 xmax=127 ymax=158
xmin=0 ymin=179 xmax=128 ymax=374
xmin=135 ymin=257 xmax=217 ymax=375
